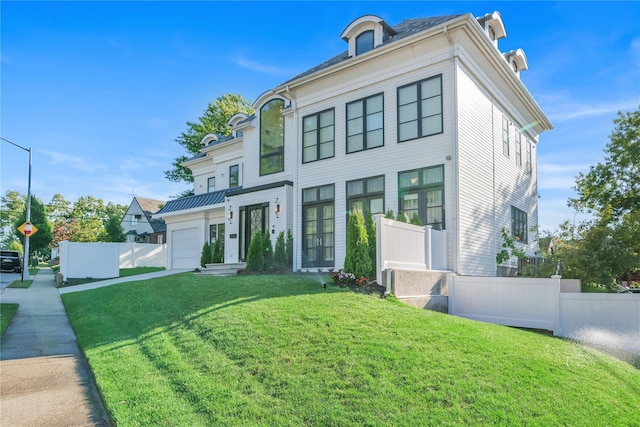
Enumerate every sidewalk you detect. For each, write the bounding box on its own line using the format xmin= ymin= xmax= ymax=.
xmin=1 ymin=268 xmax=111 ymax=426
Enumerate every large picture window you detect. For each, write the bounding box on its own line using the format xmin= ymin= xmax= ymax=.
xmin=346 ymin=175 xmax=385 ymax=216
xmin=511 ymin=206 xmax=528 ymax=244
xmin=303 ymin=109 xmax=335 ymax=163
xmin=398 ymin=165 xmax=445 ymax=229
xmin=260 ymin=99 xmax=285 ymax=175
xmin=397 ymin=75 xmax=443 ymax=142
xmin=346 ymin=93 xmax=384 ymax=153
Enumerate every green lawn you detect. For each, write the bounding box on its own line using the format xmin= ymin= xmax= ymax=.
xmin=62 ymin=273 xmax=640 ymax=426
xmin=1 ymin=303 xmax=19 ymax=336
xmin=7 ymin=279 xmax=32 ymax=288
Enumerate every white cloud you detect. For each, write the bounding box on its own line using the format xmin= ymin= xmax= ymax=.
xmin=234 ymin=56 xmax=296 ymax=77
xmin=545 ymin=99 xmax=639 ymax=123
xmin=39 ymin=149 xmax=105 ymax=173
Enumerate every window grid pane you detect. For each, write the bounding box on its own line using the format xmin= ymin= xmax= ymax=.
xmin=398 ymin=75 xmax=442 ymax=142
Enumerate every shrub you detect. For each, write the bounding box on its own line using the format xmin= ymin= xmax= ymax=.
xmin=409 ymin=212 xmax=423 ymax=226
xmin=274 ymin=231 xmax=288 ymax=271
xmin=364 ymin=211 xmax=376 ymax=276
xmin=200 ymin=242 xmax=211 ymax=268
xmin=211 ymin=238 xmax=223 ymax=263
xmin=246 ymin=232 xmax=265 ymax=272
xmin=286 ymin=229 xmax=293 ymax=267
xmin=332 ymin=270 xmax=356 ymax=285
xmin=343 ymin=209 xmax=372 ymax=279
xmin=263 ymin=231 xmax=273 ymax=270
xmin=384 ymin=210 xmax=395 ymax=219
xmin=396 ymin=211 xmax=408 ymax=223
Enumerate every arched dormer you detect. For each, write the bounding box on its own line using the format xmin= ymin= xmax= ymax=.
xmin=200 ymin=133 xmax=218 ymax=147
xmin=340 ymin=15 xmax=397 ymax=57
xmin=504 ymin=48 xmax=528 ymax=77
xmin=228 ymin=113 xmax=249 ymax=138
xmin=476 ymin=11 xmax=507 ymax=47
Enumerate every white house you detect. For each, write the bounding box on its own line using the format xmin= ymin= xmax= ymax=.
xmin=155 ymin=11 xmax=552 ymax=275
xmin=121 ymin=196 xmax=166 ymax=244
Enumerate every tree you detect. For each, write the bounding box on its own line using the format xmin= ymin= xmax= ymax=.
xmin=364 ymin=211 xmax=377 ymax=276
xmin=246 ymin=232 xmax=265 ymax=272
xmin=558 ymin=107 xmax=640 ymax=287
xmin=0 ymin=190 xmax=26 ymax=248
xmin=570 ymin=107 xmax=639 ymax=222
xmin=274 ymin=231 xmax=288 ymax=271
xmin=164 ymin=94 xmax=253 ymax=186
xmin=200 ymin=242 xmax=211 ymax=268
xmin=343 ymin=208 xmax=372 ymax=279
xmin=46 ymin=193 xmax=71 ymax=223
xmin=67 ymin=196 xmax=126 ymax=242
xmin=98 ymin=215 xmax=126 ymax=242
xmin=211 ymin=237 xmax=223 ymax=263
xmin=13 ymin=195 xmax=52 ymax=258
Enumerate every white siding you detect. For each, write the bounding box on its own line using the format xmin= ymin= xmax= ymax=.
xmin=456 ymin=64 xmax=496 ymax=276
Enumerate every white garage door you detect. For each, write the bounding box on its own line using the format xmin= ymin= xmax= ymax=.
xmin=172 ymin=228 xmax=199 ymax=269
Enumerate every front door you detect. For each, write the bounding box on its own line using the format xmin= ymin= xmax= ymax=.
xmin=239 ymin=204 xmax=269 ymax=261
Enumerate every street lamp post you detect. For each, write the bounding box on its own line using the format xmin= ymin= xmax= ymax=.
xmin=1 ymin=137 xmax=33 ymax=281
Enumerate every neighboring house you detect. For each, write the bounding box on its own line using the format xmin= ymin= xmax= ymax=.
xmin=121 ymin=196 xmax=166 ymax=244
xmin=155 ymin=11 xmax=552 ymax=275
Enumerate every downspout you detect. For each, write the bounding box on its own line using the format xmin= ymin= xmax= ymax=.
xmin=443 ymin=25 xmax=460 ymax=274
xmin=284 ymin=85 xmax=299 ymax=271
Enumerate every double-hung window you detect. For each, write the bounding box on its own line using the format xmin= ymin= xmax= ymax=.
xmin=303 ymin=109 xmax=335 ymax=163
xmin=397 ymin=75 xmax=443 ymax=142
xmin=208 ymin=176 xmax=216 ymax=192
xmin=502 ymin=115 xmax=510 ymax=157
xmin=526 ymin=140 xmax=532 ymax=174
xmin=229 ymin=165 xmax=239 ymax=188
xmin=511 ymin=206 xmax=528 ymax=244
xmin=260 ymin=99 xmax=285 ymax=175
xmin=346 ymin=93 xmax=384 ymax=153
xmin=515 ymin=130 xmax=522 ymax=167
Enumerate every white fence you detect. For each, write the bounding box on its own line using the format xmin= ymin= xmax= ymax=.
xmin=449 ymin=274 xmax=640 ymax=354
xmin=59 ymin=241 xmax=166 ymax=279
xmin=375 ymin=215 xmax=447 ymax=285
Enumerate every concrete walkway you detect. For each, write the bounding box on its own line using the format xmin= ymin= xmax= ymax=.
xmin=0 ymin=268 xmax=188 ymax=426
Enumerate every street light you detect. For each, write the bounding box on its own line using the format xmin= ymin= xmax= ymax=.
xmin=1 ymin=137 xmax=32 ymax=281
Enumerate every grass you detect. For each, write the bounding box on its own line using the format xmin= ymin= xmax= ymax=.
xmin=62 ymin=273 xmax=640 ymax=426
xmin=7 ymin=279 xmax=32 ymax=288
xmin=60 ymin=267 xmax=166 ymax=287
xmin=1 ymin=303 xmax=19 ymax=336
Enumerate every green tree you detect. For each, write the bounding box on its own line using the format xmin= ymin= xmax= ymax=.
xmin=0 ymin=190 xmax=26 ymax=248
xmin=558 ymin=107 xmax=640 ymax=287
xmin=343 ymin=208 xmax=372 ymax=278
xmin=396 ymin=211 xmax=407 ymax=223
xmin=13 ymin=195 xmax=53 ymax=258
xmin=384 ymin=210 xmax=395 ymax=219
xmin=200 ymin=242 xmax=211 ymax=268
xmin=98 ymin=215 xmax=126 ymax=242
xmin=286 ymin=229 xmax=293 ymax=267
xmin=46 ymin=193 xmax=71 ymax=223
xmin=570 ymin=107 xmax=639 ymax=222
xmin=164 ymin=94 xmax=253 ymax=186
xmin=364 ymin=211 xmax=377 ymax=276
xmin=263 ymin=231 xmax=273 ymax=270
xmin=274 ymin=231 xmax=288 ymax=271
xmin=246 ymin=232 xmax=265 ymax=272
xmin=67 ymin=196 xmax=126 ymax=242
xmin=211 ymin=237 xmax=223 ymax=263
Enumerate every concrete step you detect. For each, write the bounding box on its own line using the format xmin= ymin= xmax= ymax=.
xmin=196 ymin=263 xmax=246 ymax=277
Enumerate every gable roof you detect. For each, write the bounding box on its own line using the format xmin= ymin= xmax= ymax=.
xmin=283 ymin=14 xmax=464 ymax=85
xmin=154 ymin=189 xmax=230 ymax=216
xmin=131 ymin=197 xmax=166 ymax=233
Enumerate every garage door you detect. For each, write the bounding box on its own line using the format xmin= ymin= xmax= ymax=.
xmin=171 ymin=228 xmax=199 ymax=269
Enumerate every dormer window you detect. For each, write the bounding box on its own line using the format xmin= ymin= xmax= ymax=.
xmin=476 ymin=11 xmax=506 ymax=47
xmin=356 ymin=30 xmax=374 ymax=55
xmin=341 ymin=15 xmax=397 ymax=57
xmin=504 ymin=48 xmax=528 ymax=78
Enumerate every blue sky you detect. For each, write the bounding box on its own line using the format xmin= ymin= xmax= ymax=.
xmin=1 ymin=1 xmax=639 ymax=232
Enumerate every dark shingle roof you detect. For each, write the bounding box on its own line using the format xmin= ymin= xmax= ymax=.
xmin=284 ymin=14 xmax=465 ymax=85
xmin=155 ymin=189 xmax=231 ymax=215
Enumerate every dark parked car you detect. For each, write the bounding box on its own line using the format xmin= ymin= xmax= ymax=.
xmin=618 ymin=288 xmax=640 ymax=294
xmin=1 ymin=250 xmax=23 ymax=273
